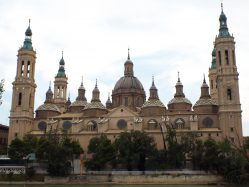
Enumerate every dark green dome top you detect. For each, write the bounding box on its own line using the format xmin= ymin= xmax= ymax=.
xmin=218 ymin=4 xmax=230 ymax=38
xmin=25 ymin=26 xmax=32 ymax=37
xmin=56 ymin=54 xmax=66 ymax=77
xmin=22 ymin=20 xmax=33 ymax=50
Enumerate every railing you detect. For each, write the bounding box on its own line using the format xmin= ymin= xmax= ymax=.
xmin=0 ymin=166 xmax=25 ymax=174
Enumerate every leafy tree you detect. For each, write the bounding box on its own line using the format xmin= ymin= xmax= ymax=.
xmin=8 ymin=138 xmax=27 ymax=160
xmin=85 ymin=134 xmax=116 ymax=170
xmin=165 ymin=125 xmax=185 ymax=168
xmin=115 ymin=130 xmax=156 ymax=171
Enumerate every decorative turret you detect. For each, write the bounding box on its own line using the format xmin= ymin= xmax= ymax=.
xmin=45 ymin=82 xmax=53 ymax=103
xmin=218 ymin=3 xmax=230 ymax=38
xmin=53 ymin=52 xmax=68 ymax=110
xmin=106 ymin=93 xmax=112 ymax=109
xmin=65 ymin=94 xmax=71 ymax=110
xmin=76 ymin=77 xmax=87 ymax=101
xmin=36 ymin=83 xmax=60 ymax=119
xmin=174 ymin=72 xmax=185 ymax=98
xmin=83 ymin=79 xmax=107 ymax=116
xmin=141 ymin=76 xmax=166 ymax=116
xmin=149 ymin=76 xmax=159 ymax=100
xmin=168 ymin=72 xmax=192 ymax=111
xmin=69 ymin=77 xmax=88 ymax=113
xmin=124 ymin=48 xmax=134 ymax=76
xmin=92 ymin=79 xmax=100 ymax=102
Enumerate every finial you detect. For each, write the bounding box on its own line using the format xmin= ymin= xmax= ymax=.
xmin=49 ymin=81 xmax=51 ymax=89
xmin=29 ymin=18 xmax=31 ymax=27
xmin=108 ymin=92 xmax=110 ymax=99
xmin=203 ymin=74 xmax=206 ymax=83
xmin=68 ymin=92 xmax=70 ymax=100
xmin=177 ymin=71 xmax=180 ymax=82
xmin=81 ymin=76 xmax=83 ymax=86
xmin=62 ymin=50 xmax=64 ymax=58
xmin=221 ymin=0 xmax=223 ymax=11
xmin=95 ymin=79 xmax=98 ymax=88
xmin=127 ymin=48 xmax=130 ymax=60
xmin=152 ymin=75 xmax=155 ymax=86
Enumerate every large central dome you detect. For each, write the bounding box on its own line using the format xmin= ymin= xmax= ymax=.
xmin=112 ymin=50 xmax=146 ymax=110
xmin=114 ymin=76 xmax=144 ymax=92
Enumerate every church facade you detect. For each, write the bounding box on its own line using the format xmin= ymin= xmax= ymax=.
xmin=8 ymin=5 xmax=243 ymax=151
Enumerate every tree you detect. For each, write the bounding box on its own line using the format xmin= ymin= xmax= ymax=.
xmin=115 ymin=131 xmax=156 ymax=171
xmin=44 ymin=134 xmax=84 ymax=176
xmin=165 ymin=125 xmax=185 ymax=168
xmin=8 ymin=138 xmax=28 ymax=160
xmin=85 ymin=134 xmax=116 ymax=170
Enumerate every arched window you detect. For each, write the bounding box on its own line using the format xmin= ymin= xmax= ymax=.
xmin=21 ymin=61 xmax=24 ymax=76
xmin=27 ymin=61 xmax=30 ymax=77
xmin=18 ymin=93 xmax=22 ymax=106
xmin=218 ymin=51 xmax=222 ymax=65
xmin=225 ymin=50 xmax=229 ymax=65
xmin=227 ymin=88 xmax=232 ymax=100
xmin=174 ymin=118 xmax=185 ymax=129
xmin=147 ymin=119 xmax=158 ymax=130
xmin=202 ymin=117 xmax=213 ymax=128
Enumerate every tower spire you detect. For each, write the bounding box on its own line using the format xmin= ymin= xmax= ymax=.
xmin=127 ymin=48 xmax=130 ymax=60
xmin=218 ymin=2 xmax=230 ymax=38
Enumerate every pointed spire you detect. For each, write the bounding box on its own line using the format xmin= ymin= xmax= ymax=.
xmin=203 ymin=74 xmax=206 ymax=83
xmin=124 ymin=48 xmax=134 ymax=76
xmin=149 ymin=76 xmax=159 ymax=99
xmin=106 ymin=92 xmax=112 ymax=109
xmin=175 ymin=72 xmax=185 ymax=97
xmin=45 ymin=82 xmax=53 ymax=103
xmin=95 ymin=79 xmax=98 ymax=88
xmin=92 ymin=79 xmax=100 ymax=102
xmin=127 ymin=48 xmax=130 ymax=60
xmin=76 ymin=76 xmax=86 ymax=101
xmin=150 ymin=75 xmax=157 ymax=90
xmin=79 ymin=76 xmax=85 ymax=90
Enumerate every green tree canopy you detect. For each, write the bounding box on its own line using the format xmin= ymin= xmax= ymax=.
xmin=85 ymin=134 xmax=116 ymax=170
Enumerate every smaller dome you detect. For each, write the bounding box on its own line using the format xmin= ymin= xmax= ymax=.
xmin=194 ymin=98 xmax=217 ymax=107
xmin=36 ymin=103 xmax=61 ymax=113
xmin=168 ymin=97 xmax=192 ymax=105
xmin=70 ymin=100 xmax=88 ymax=107
xmin=84 ymin=101 xmax=106 ymax=110
xmin=142 ymin=99 xmax=165 ymax=108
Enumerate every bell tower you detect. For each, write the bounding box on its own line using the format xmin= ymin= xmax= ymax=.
xmin=53 ymin=52 xmax=68 ymax=110
xmin=9 ymin=20 xmax=37 ymax=143
xmin=215 ymin=4 xmax=242 ymax=145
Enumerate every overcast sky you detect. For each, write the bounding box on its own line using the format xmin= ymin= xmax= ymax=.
xmin=0 ymin=0 xmax=249 ymax=135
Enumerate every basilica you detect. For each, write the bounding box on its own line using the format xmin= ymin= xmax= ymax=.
xmin=8 ymin=5 xmax=243 ymax=150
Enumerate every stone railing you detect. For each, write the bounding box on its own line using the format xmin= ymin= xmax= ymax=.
xmin=0 ymin=166 xmax=25 ymax=174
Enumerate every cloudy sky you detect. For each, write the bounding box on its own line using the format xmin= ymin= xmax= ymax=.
xmin=0 ymin=0 xmax=249 ymax=135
